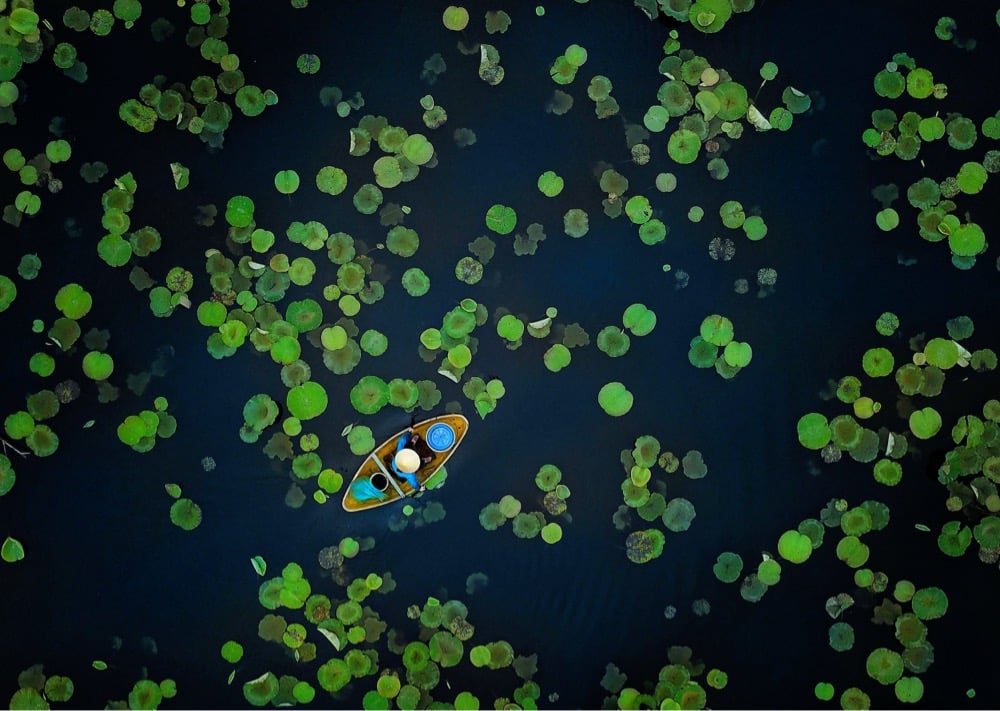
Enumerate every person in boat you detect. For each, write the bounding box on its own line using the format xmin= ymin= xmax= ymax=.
xmin=391 ymin=429 xmax=432 ymax=493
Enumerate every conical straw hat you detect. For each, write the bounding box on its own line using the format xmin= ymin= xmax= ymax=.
xmin=395 ymin=448 xmax=420 ymax=473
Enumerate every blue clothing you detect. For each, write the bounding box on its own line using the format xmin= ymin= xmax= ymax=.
xmin=351 ymin=478 xmax=387 ymax=502
xmin=392 ymin=432 xmax=421 ymax=490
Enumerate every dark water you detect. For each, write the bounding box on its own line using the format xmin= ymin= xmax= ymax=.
xmin=2 ymin=1 xmax=999 ymax=709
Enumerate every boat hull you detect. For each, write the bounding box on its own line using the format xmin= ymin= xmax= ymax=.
xmin=341 ymin=414 xmax=469 ymax=512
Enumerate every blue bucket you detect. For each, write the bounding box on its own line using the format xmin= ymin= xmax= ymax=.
xmin=426 ymin=423 xmax=456 ymax=452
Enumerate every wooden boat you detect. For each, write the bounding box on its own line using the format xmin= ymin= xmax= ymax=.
xmin=342 ymin=414 xmax=469 ymax=512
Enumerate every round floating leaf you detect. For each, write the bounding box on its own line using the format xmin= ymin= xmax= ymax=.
xmin=862 ymin=347 xmax=895 ymax=377
xmin=350 ymin=375 xmax=390 ymax=415
xmin=911 ymin=586 xmax=948 ymax=620
xmin=402 ymin=134 xmax=434 ymax=165
xmin=243 ymin=672 xmax=279 ymax=707
xmin=908 ymin=407 xmax=942 ymax=440
xmin=757 ymin=558 xmax=781 ymax=585
xmin=442 ymin=5 xmax=470 ymax=31
xmin=0 ymin=275 xmax=17 ymax=313
xmin=689 ymin=0 xmax=732 ymax=32
xmin=596 ymin=326 xmax=630 ymax=357
xmin=373 ymin=156 xmax=402 ymax=188
xmin=624 ymin=195 xmax=652 ymax=225
xmin=777 ymin=529 xmax=812 ymax=563
xmin=45 ymin=139 xmax=72 ymax=163
xmin=598 ymin=382 xmax=633 ymax=417
xmin=448 ymin=343 xmax=472 ymax=368
xmin=321 ymin=325 xmax=348 ymax=352
xmin=623 ymin=303 xmax=656 ymax=336
xmin=828 ymin=622 xmax=854 ymax=652
xmin=97 ymin=234 xmax=133 ymax=267
xmin=563 ymin=208 xmax=589 ymax=237
xmin=54 ymin=283 xmax=93 ymax=319
xmin=225 ymin=195 xmax=255 ymax=228
xmin=895 ymin=677 xmax=924 ymax=704
xmin=82 ymin=351 xmax=114 ymax=381
xmin=713 ymin=81 xmax=748 ymax=119
xmin=316 ymin=166 xmax=348 ymax=195
xmin=542 ymin=343 xmax=572 ymax=373
xmin=956 ymin=161 xmax=987 ymax=194
xmin=835 ymin=535 xmax=870 ymax=568
xmin=537 ymin=170 xmax=564 ymax=197
xmin=638 ymin=218 xmax=667 ymax=245
xmin=712 ymin=551 xmax=743 ymax=582
xmin=722 ymin=341 xmax=752 ymax=368
xmin=485 ymin=204 xmax=517 ymax=235
xmin=360 ymin=329 xmax=388 ymax=356
xmin=496 ymin=314 xmax=524 ymax=342
xmin=644 ymin=104 xmax=670 ymax=132
xmin=43 ymin=676 xmax=74 ymax=703
xmin=221 ymin=640 xmax=244 ymax=663
xmin=275 ymin=170 xmax=300 ymax=195
xmin=742 ymin=215 xmax=767 ymax=240
xmin=906 ymin=68 xmax=934 ymax=99
xmin=866 ymin=647 xmax=904 ymax=685
xmin=287 ymin=382 xmax=329 ymax=420
xmin=699 ymin=314 xmax=734 ymax=346
xmin=129 ymin=679 xmax=164 ymax=710
xmin=352 ymin=183 xmax=384 ymax=215
xmin=949 ymin=222 xmax=986 ymax=257
xmin=625 ymin=528 xmax=665 ymax=563
xmin=169 ymin=498 xmax=202 ymax=531
xmin=797 ymin=413 xmax=831 ymax=450
xmin=455 ymin=257 xmax=483 ymax=285
xmin=540 ymin=522 xmax=562 ymax=543
xmin=873 ymin=458 xmax=903 ymax=486
xmin=667 ymin=128 xmax=701 ymax=164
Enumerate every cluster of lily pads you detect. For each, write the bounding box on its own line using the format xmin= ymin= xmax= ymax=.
xmin=614 ymin=435 xmax=709 ymax=564
xmin=340 ymin=115 xmax=437 ymax=190
xmin=709 ymin=490 xmax=949 ymax=705
xmin=7 ymin=665 xmax=76 ymax=708
xmin=118 ymin=2 xmax=277 ymax=148
xmin=797 ymin=316 xmax=1000 ymax=561
xmin=96 ymin=172 xmax=166 ymax=271
xmin=116 ymin=395 xmax=177 ymax=453
xmin=478 ymin=463 xmax=569 ymax=544
xmin=645 ymin=32 xmax=813 ymax=170
xmin=687 ymin=314 xmax=752 ymax=378
xmin=714 ymin=497 xmax=884 ymax=606
xmin=821 ymin=566 xmax=948 ymax=707
xmin=2 ymin=281 xmax=111 ymax=467
xmin=814 ymin=498 xmax=947 ymax=707
xmin=863 ymin=51 xmax=998 ymax=267
xmin=230 ymin=540 xmax=543 ymax=709
xmin=601 ymin=645 xmax=725 ymax=710
xmin=1 ymin=137 xmax=72 ymax=227
xmin=8 ymin=661 xmax=177 ymax=710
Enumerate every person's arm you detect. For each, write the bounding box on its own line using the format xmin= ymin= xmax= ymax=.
xmin=396 ymin=433 xmax=410 ymax=451
xmin=400 ymin=471 xmax=420 ymax=489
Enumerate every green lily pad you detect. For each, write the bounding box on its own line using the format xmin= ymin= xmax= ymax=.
xmin=1 ymin=535 xmax=25 ymax=562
